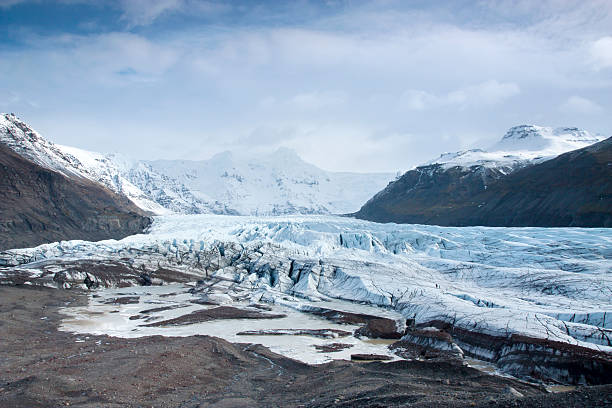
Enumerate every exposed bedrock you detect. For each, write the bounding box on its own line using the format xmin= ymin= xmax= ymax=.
xmin=354 ymin=317 xmax=405 ymax=339
xmin=0 ymin=144 xmax=152 ymax=251
xmin=391 ymin=327 xmax=464 ymax=363
xmin=420 ymin=320 xmax=612 ymax=385
xmin=0 ymin=259 xmax=199 ymax=288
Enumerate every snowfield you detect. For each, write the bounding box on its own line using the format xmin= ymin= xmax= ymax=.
xmin=423 ymin=125 xmax=605 ymax=171
xmin=3 ymin=214 xmax=611 ymax=358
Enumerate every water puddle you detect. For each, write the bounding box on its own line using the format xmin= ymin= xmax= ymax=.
xmin=59 ymin=284 xmax=401 ymax=365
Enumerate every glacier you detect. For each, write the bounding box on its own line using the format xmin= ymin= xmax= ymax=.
xmin=2 ymin=214 xmax=611 ymax=383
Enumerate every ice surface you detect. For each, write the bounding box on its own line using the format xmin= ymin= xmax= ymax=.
xmin=5 ymin=214 xmax=611 ymax=356
xmin=60 ymin=284 xmax=401 ymax=364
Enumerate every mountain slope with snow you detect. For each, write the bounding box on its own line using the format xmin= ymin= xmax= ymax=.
xmin=0 ymin=116 xmax=151 ymax=250
xmin=424 ymin=125 xmax=605 ymax=171
xmin=0 ymin=114 xmax=168 ymax=214
xmin=356 ymin=125 xmax=610 ymax=226
xmin=1 ymin=114 xmax=394 ymax=216
xmin=146 ymin=148 xmax=394 ymax=215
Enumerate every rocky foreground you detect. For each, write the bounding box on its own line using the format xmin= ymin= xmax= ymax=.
xmin=3 ymin=285 xmax=612 ymax=408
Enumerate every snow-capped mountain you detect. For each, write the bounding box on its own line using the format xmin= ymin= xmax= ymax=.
xmin=356 ymin=124 xmax=610 ymax=226
xmin=423 ymin=125 xmax=605 ymax=171
xmin=146 ymin=148 xmax=395 ymax=215
xmin=55 ymin=145 xmax=222 ymax=215
xmin=0 ymin=113 xmax=169 ymax=214
xmin=0 ymin=114 xmax=152 ymax=250
xmin=1 ymin=114 xmax=394 ymax=216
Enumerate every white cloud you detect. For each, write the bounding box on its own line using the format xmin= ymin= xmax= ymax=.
xmin=560 ymin=96 xmax=604 ymax=114
xmin=289 ymin=91 xmax=346 ymax=110
xmin=454 ymin=80 xmax=520 ymax=105
xmin=118 ymin=0 xmax=182 ymax=27
xmin=590 ymin=36 xmax=612 ymax=70
xmin=2 ymin=2 xmax=612 ymax=171
xmin=400 ymin=80 xmax=520 ymax=111
xmin=398 ymin=90 xmax=437 ymax=111
xmin=118 ymin=0 xmax=230 ymax=28
xmin=0 ymin=0 xmax=27 ymax=7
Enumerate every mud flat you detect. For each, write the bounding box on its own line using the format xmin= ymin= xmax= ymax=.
xmin=3 ymin=286 xmax=612 ymax=407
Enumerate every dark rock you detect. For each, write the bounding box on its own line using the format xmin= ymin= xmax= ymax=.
xmin=189 ymin=299 xmax=220 ymax=306
xmin=419 ymin=319 xmax=612 ymax=385
xmin=390 ymin=328 xmax=463 ymax=362
xmin=83 ymin=274 xmax=99 ymax=290
xmin=0 ymin=140 xmax=152 ymax=251
xmin=104 ymin=296 xmax=140 ymax=305
xmin=355 ymin=137 xmax=612 ymax=227
xmin=0 ymin=259 xmax=197 ymax=289
xmin=138 ymin=273 xmax=152 ymax=286
xmin=301 ymin=306 xmax=391 ymax=325
xmin=143 ymin=306 xmax=286 ymax=327
xmin=354 ymin=318 xmax=402 ymax=339
xmin=314 ymin=343 xmax=354 ymax=352
xmin=351 ymin=354 xmax=393 ymax=361
xmin=139 ymin=305 xmax=187 ymax=314
xmin=248 ymin=303 xmax=273 ymax=311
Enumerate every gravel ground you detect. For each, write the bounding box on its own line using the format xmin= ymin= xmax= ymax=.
xmin=1 ymin=286 xmax=611 ymax=407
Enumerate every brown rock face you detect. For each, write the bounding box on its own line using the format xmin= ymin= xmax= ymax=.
xmin=356 ymin=137 xmax=612 ymax=227
xmin=0 ymin=144 xmax=151 ymax=250
xmin=354 ymin=317 xmax=403 ymax=339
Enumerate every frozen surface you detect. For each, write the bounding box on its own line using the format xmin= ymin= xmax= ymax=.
xmin=5 ymin=214 xmax=611 ymax=357
xmin=424 ymin=125 xmax=605 ymax=170
xmin=60 ymin=284 xmax=401 ymax=364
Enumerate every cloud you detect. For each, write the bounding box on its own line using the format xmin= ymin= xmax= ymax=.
xmin=0 ymin=0 xmax=27 ymax=7
xmin=118 ymin=0 xmax=230 ymax=28
xmin=400 ymin=80 xmax=520 ymax=111
xmin=590 ymin=36 xmax=612 ymax=70
xmin=560 ymin=96 xmax=604 ymax=114
xmin=289 ymin=91 xmax=346 ymax=111
xmin=0 ymin=90 xmax=38 ymax=109
xmin=2 ymin=2 xmax=612 ymax=171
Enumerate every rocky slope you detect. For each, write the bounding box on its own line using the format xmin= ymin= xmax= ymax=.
xmin=355 ymin=125 xmax=610 ymax=227
xmin=1 ymin=113 xmax=394 ymax=216
xmin=0 ymin=129 xmax=151 ymax=251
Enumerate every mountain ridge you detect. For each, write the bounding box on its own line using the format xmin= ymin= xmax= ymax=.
xmin=1 ymin=114 xmax=395 ymax=216
xmin=0 ymin=142 xmax=151 ymax=251
xmin=355 ymin=132 xmax=612 ymax=227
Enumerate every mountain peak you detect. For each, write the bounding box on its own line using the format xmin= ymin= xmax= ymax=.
xmin=500 ymin=124 xmax=543 ymax=140
xmin=0 ymin=112 xmax=85 ymax=178
xmin=271 ymin=146 xmax=298 ymax=156
xmin=492 ymin=124 xmax=603 ymax=153
xmin=421 ymin=124 xmax=604 ymax=170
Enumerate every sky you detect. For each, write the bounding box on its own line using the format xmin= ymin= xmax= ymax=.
xmin=1 ymin=0 xmax=611 ymax=172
